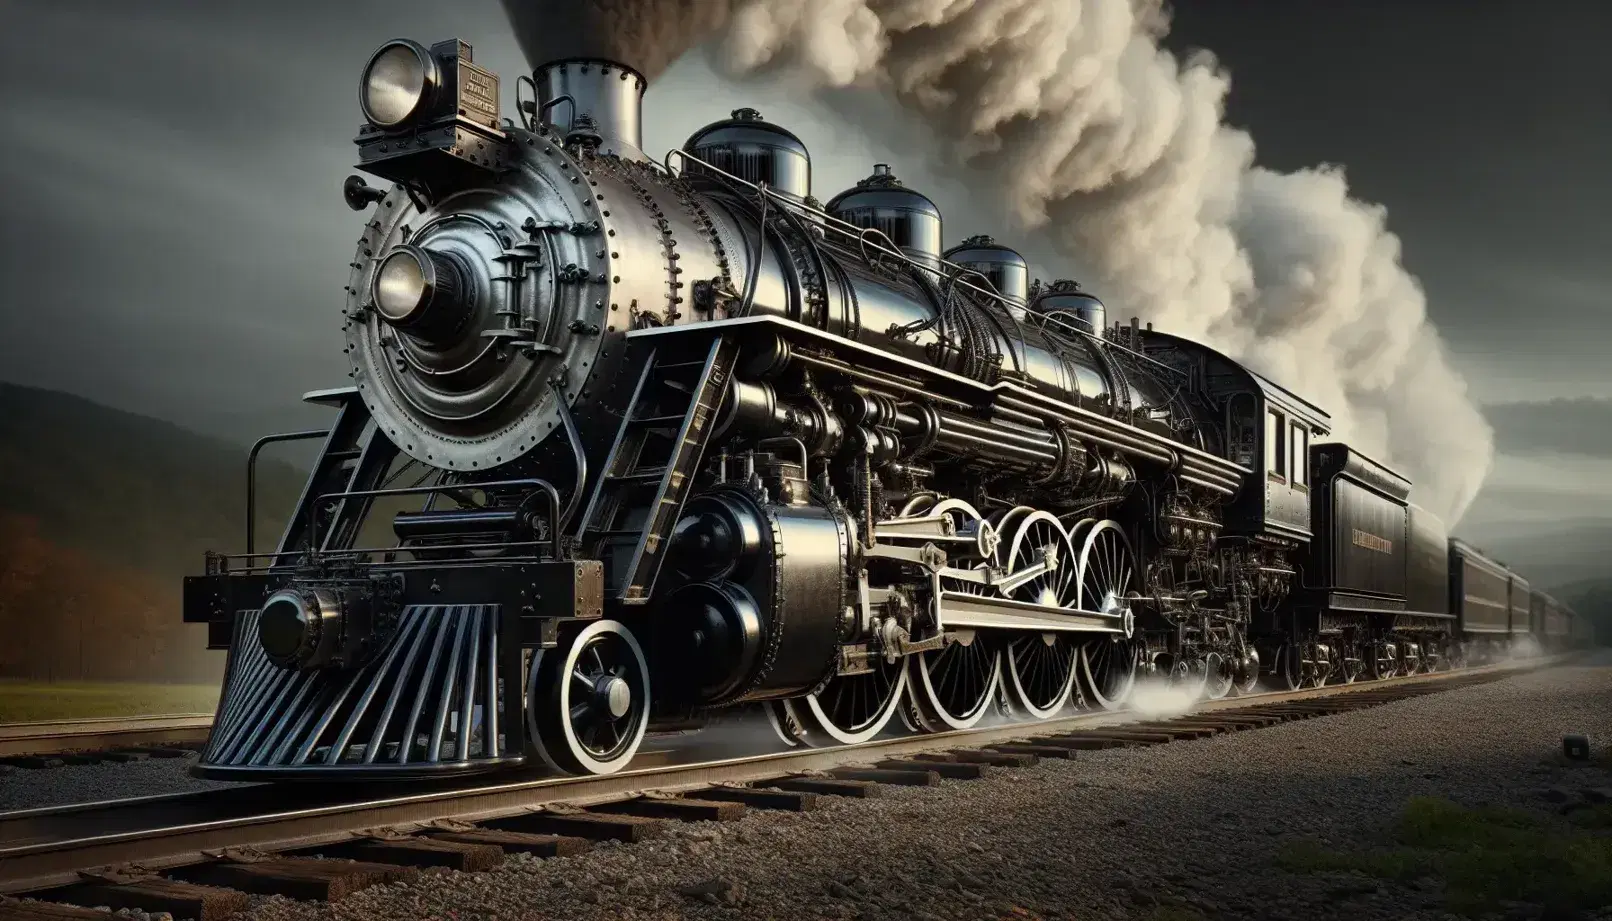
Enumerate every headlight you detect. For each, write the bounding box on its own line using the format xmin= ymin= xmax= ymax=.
xmin=360 ymin=39 xmax=439 ymax=129
xmin=374 ymin=246 xmax=430 ymax=322
xmin=371 ymin=245 xmax=468 ymax=343
xmin=258 ymin=588 xmax=342 ymax=669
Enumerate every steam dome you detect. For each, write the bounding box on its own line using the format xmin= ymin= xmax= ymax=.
xmin=826 ymin=164 xmax=942 ymax=269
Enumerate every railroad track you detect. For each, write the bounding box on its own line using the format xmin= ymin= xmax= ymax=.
xmin=0 ymin=718 xmax=213 ymax=767
xmin=0 ymin=659 xmax=1550 ymax=921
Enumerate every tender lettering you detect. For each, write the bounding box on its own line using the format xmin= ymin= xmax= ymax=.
xmin=1351 ymin=528 xmax=1392 ymax=554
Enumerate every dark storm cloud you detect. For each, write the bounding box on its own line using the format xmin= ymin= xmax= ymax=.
xmin=1164 ymin=0 xmax=1612 ymax=401
xmin=0 ymin=0 xmax=525 ymax=442
xmin=1 ymin=0 xmax=1608 ymax=482
xmin=1483 ymin=398 xmax=1612 ymax=459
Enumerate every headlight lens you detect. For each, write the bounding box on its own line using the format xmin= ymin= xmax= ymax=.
xmin=360 ymin=40 xmax=437 ymax=129
xmin=374 ymin=247 xmax=429 ymax=322
xmin=371 ymin=245 xmax=469 ymax=343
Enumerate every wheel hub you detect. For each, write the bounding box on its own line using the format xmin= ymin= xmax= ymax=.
xmin=1098 ymin=591 xmax=1135 ymax=639
xmin=596 ymin=675 xmax=632 ymax=720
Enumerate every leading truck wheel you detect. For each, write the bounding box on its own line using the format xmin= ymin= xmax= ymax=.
xmin=527 ymin=620 xmax=651 ymax=775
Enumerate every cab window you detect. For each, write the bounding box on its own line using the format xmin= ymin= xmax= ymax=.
xmin=1265 ymin=408 xmax=1286 ymax=480
xmin=1289 ymin=422 xmax=1308 ymax=486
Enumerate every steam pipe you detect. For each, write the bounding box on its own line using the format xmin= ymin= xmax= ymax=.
xmin=930 ymin=429 xmax=1058 ymax=469
xmin=393 ymin=508 xmax=523 ymax=540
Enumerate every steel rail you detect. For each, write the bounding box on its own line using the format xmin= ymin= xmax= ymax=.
xmin=0 ymin=658 xmax=1547 ymax=894
xmin=0 ymin=716 xmax=214 ymax=759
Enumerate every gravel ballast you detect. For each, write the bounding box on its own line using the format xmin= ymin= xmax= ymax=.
xmin=230 ymin=656 xmax=1612 ymax=920
xmin=18 ymin=656 xmax=1612 ymax=920
xmin=0 ymin=754 xmax=241 ymax=811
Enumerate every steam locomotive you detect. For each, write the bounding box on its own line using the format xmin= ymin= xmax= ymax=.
xmin=180 ymin=19 xmax=1581 ymax=781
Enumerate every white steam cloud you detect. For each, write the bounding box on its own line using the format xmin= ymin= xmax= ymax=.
xmin=692 ymin=0 xmax=1493 ymax=523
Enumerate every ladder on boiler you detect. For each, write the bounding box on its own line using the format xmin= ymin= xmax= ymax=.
xmin=576 ymin=336 xmax=738 ymax=604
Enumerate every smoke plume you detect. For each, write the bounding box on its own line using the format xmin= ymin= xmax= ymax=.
xmin=505 ymin=0 xmax=1494 ymax=523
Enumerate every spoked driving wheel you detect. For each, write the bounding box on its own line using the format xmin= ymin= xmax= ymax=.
xmin=1202 ymin=651 xmax=1234 ymax=700
xmin=1408 ymin=640 xmax=1431 ymax=674
xmin=908 ymin=500 xmax=1003 ymax=731
xmin=998 ymin=513 xmax=1079 ymax=717
xmin=1367 ymin=640 xmax=1400 ymax=680
xmin=527 ymin=620 xmax=651 ymax=775
xmin=908 ymin=631 xmax=1002 ymax=731
xmin=1075 ymin=520 xmax=1140 ymax=710
xmin=1333 ymin=638 xmax=1363 ymax=685
xmin=776 ymin=656 xmax=908 ymax=747
xmin=1275 ymin=640 xmax=1330 ymax=690
xmin=1006 ymin=632 xmax=1078 ymax=718
xmin=1006 ymin=512 xmax=1077 ymax=607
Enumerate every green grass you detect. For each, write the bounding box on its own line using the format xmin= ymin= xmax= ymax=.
xmin=0 ymin=680 xmax=218 ymax=723
xmin=1277 ymin=796 xmax=1612 ymax=916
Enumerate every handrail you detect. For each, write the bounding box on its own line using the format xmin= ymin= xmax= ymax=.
xmin=662 ymin=147 xmax=1185 ymax=380
xmin=246 ymin=430 xmax=329 ymax=557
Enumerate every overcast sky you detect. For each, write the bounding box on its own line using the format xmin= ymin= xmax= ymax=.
xmin=1 ymin=0 xmax=1607 ymax=540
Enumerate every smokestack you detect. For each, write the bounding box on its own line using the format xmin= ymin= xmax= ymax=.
xmin=497 ymin=1 xmax=732 ymax=155
xmin=533 ymin=58 xmax=647 ymax=155
xmin=498 ymin=1 xmax=643 ymax=154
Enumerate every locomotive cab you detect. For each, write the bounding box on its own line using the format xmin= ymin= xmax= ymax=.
xmin=1134 ymin=331 xmax=1330 ymax=541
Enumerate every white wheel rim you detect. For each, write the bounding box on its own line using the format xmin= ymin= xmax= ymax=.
xmin=1277 ymin=642 xmax=1306 ymax=690
xmin=763 ymin=700 xmax=803 ymax=747
xmin=910 ymin=636 xmax=1002 ymax=731
xmin=1008 ymin=511 xmax=1078 ymax=608
xmin=1006 ymin=633 xmax=1076 ymax=718
xmin=789 ymin=656 xmax=909 ymax=747
xmin=1203 ymin=651 xmax=1233 ymax=700
xmin=1075 ymin=521 xmax=1139 ymax=709
xmin=525 ymin=620 xmax=650 ymax=775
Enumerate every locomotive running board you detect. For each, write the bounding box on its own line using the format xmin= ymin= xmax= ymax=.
xmin=193 ymin=603 xmax=525 ymax=780
xmin=938 ymin=591 xmax=1128 ymax=634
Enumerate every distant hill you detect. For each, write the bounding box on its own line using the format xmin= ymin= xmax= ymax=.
xmin=0 ymin=383 xmax=306 ymax=683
